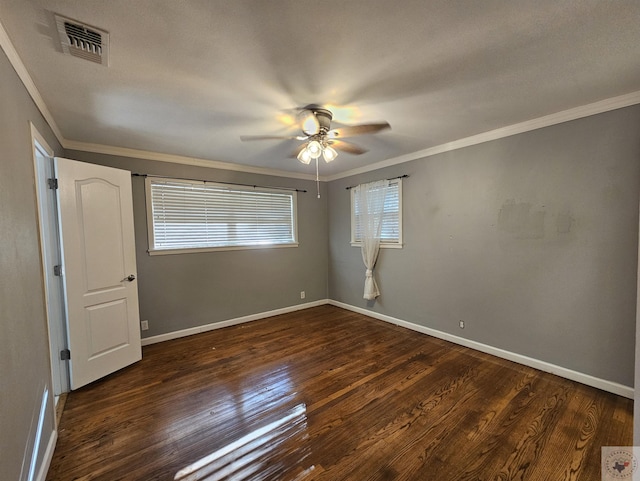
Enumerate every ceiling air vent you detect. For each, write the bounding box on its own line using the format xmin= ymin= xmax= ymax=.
xmin=55 ymin=14 xmax=109 ymax=66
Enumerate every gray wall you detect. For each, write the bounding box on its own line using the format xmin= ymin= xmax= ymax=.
xmin=64 ymin=151 xmax=329 ymax=338
xmin=0 ymin=49 xmax=63 ymax=478
xmin=636 ymin=221 xmax=640 ymax=443
xmin=2 ymin=27 xmax=639 ymax=475
xmin=329 ymin=105 xmax=640 ymax=387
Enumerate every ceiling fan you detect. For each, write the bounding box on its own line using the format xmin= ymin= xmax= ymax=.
xmin=240 ymin=105 xmax=391 ymax=165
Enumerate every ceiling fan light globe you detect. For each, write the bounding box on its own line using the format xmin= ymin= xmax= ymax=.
xmin=307 ymin=140 xmax=322 ymax=158
xmin=323 ymin=146 xmax=338 ymax=162
xmin=297 ymin=148 xmax=312 ymax=164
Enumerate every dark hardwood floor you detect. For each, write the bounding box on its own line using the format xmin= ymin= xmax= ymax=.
xmin=47 ymin=305 xmax=633 ymax=480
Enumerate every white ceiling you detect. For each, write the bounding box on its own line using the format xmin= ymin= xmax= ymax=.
xmin=2 ymin=1 xmax=640 ymax=178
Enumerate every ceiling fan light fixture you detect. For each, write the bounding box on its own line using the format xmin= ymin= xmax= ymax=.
xmin=307 ymin=140 xmax=322 ymax=159
xmin=297 ymin=147 xmax=312 ymax=164
xmin=323 ymin=145 xmax=338 ymax=162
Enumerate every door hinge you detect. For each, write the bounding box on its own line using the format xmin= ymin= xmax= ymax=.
xmin=53 ymin=265 xmax=62 ymax=277
xmin=47 ymin=178 xmax=58 ymax=189
xmin=60 ymin=349 xmax=71 ymax=361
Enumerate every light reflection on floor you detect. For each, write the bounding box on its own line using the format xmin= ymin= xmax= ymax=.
xmin=174 ymin=366 xmax=314 ymax=480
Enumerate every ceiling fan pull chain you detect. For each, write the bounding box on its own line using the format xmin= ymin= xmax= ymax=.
xmin=316 ymin=157 xmax=320 ymax=198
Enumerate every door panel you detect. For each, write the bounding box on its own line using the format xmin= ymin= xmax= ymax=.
xmin=85 ymin=299 xmax=129 ymax=357
xmin=55 ymin=157 xmax=141 ymax=390
xmin=77 ymin=180 xmax=126 ymax=291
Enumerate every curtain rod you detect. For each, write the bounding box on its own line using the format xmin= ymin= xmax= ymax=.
xmin=131 ymin=173 xmax=307 ymax=193
xmin=345 ymin=174 xmax=409 ymax=190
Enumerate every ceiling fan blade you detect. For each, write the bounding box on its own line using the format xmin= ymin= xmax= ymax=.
xmin=328 ymin=121 xmax=391 ymax=138
xmin=240 ymin=135 xmax=305 ymax=141
xmin=330 ymin=140 xmax=368 ymax=155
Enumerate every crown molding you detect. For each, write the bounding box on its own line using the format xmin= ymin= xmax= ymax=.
xmin=327 ymin=90 xmax=640 ymax=181
xmin=0 ymin=19 xmax=65 ymax=144
xmin=0 ymin=17 xmax=317 ymax=181
xmin=62 ymin=139 xmax=319 ymax=181
xmin=4 ymin=16 xmax=639 ymax=184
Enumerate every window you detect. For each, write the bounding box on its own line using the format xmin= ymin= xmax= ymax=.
xmin=350 ymin=178 xmax=402 ymax=247
xmin=146 ymin=177 xmax=298 ymax=254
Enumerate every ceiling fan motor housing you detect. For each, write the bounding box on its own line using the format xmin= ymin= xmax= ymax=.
xmin=312 ymin=108 xmax=333 ymax=133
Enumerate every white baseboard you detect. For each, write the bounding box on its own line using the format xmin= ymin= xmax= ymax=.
xmin=139 ymin=299 xmax=633 ymax=398
xmin=141 ymin=300 xmax=329 ymax=346
xmin=23 ymin=386 xmax=54 ymax=481
xmin=329 ymin=300 xmax=634 ymax=399
xmin=34 ymin=430 xmax=57 ymax=481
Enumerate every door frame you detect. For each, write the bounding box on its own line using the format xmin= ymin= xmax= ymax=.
xmin=31 ymin=123 xmax=70 ymax=399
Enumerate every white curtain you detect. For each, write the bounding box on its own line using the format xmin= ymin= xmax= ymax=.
xmin=355 ymin=179 xmax=390 ymax=300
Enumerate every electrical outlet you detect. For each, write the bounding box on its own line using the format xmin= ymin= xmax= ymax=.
xmin=300 ymin=291 xmax=306 ymax=299
xmin=459 ymin=320 xmax=465 ymax=329
xmin=141 ymin=320 xmax=149 ymax=331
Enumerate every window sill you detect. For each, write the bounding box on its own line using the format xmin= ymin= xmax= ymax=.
xmin=350 ymin=242 xmax=403 ymax=249
xmin=149 ymin=243 xmax=299 ymax=255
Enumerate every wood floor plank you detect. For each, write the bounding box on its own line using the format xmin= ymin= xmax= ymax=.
xmin=46 ymin=305 xmax=633 ymax=481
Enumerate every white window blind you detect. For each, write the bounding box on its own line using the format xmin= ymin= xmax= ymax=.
xmin=146 ymin=178 xmax=298 ymax=254
xmin=351 ymin=179 xmax=402 ymax=246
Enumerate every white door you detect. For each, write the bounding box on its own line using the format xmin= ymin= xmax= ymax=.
xmin=55 ymin=157 xmax=141 ymax=390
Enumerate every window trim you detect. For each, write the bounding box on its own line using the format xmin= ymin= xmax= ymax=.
xmin=145 ymin=177 xmax=298 ymax=255
xmin=350 ymin=178 xmax=403 ymax=249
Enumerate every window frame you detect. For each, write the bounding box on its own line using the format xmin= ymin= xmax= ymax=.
xmin=350 ymin=178 xmax=403 ymax=249
xmin=145 ymin=177 xmax=299 ymax=255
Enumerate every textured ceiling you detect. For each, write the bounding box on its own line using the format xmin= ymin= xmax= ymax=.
xmin=1 ymin=0 xmax=640 ymax=178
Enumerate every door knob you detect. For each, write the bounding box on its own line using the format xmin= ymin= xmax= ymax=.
xmin=124 ymin=274 xmax=136 ymax=282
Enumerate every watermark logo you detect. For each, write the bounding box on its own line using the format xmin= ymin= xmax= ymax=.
xmin=602 ymin=447 xmax=639 ymax=480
